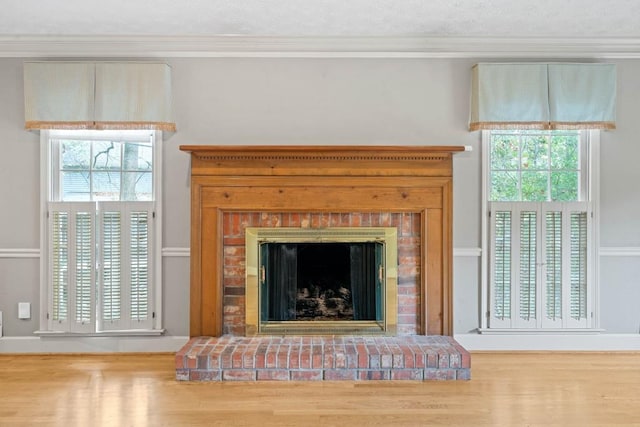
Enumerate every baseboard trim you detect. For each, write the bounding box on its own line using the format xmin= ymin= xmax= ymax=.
xmin=0 ymin=335 xmax=190 ymax=353
xmin=3 ymin=333 xmax=639 ymax=352
xmin=455 ymin=333 xmax=640 ymax=351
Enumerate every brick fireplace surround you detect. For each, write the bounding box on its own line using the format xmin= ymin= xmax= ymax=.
xmin=176 ymin=145 xmax=470 ymax=381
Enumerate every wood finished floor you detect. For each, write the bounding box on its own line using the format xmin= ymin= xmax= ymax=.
xmin=1 ymin=352 xmax=639 ymax=426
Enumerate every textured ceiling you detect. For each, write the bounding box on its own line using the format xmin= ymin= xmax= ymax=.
xmin=2 ymin=0 xmax=640 ymax=38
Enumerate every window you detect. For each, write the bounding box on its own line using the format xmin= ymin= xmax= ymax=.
xmin=484 ymin=130 xmax=597 ymax=330
xmin=41 ymin=130 xmax=162 ymax=333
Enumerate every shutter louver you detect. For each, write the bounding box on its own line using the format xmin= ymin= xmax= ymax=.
xmin=570 ymin=212 xmax=588 ymax=321
xmin=545 ymin=211 xmax=562 ymax=320
xmin=519 ymin=211 xmax=537 ymax=322
xmin=493 ymin=211 xmax=512 ymax=320
xmin=51 ymin=211 xmax=69 ymax=325
xmin=102 ymin=211 xmax=122 ymax=323
xmin=74 ymin=212 xmax=93 ymax=325
xmin=130 ymin=211 xmax=149 ymax=323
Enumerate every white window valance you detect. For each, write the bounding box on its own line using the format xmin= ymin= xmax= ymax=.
xmin=469 ymin=63 xmax=616 ymax=131
xmin=24 ymin=62 xmax=175 ymax=132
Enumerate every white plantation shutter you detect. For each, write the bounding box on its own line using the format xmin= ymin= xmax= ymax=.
xmin=543 ymin=208 xmax=563 ymax=327
xmin=48 ymin=201 xmax=154 ymax=333
xmin=101 ymin=210 xmax=122 ymax=325
xmin=491 ymin=210 xmax=512 ymax=326
xmin=50 ymin=210 xmax=69 ymax=328
xmin=518 ymin=209 xmax=537 ymax=327
xmin=490 ymin=202 xmax=591 ymax=328
xmin=48 ymin=202 xmax=96 ymax=332
xmin=129 ymin=209 xmax=151 ymax=324
xmin=99 ymin=202 xmax=154 ymax=330
xmin=569 ymin=211 xmax=590 ymax=327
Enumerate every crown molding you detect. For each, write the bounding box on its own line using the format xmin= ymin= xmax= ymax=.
xmin=1 ymin=35 xmax=640 ymax=58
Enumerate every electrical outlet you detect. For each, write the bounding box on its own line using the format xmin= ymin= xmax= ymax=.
xmin=18 ymin=303 xmax=31 ymax=320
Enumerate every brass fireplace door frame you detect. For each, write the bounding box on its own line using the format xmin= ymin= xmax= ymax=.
xmin=245 ymin=227 xmax=398 ymax=336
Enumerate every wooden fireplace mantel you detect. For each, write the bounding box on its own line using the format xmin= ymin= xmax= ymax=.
xmin=180 ymin=145 xmax=465 ymax=337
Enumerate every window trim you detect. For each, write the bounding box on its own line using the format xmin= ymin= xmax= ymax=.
xmin=38 ymin=130 xmax=164 ymax=335
xmin=479 ymin=129 xmax=601 ymax=332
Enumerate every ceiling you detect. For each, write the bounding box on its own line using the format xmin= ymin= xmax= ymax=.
xmin=3 ymin=0 xmax=640 ymax=37
xmin=2 ymin=0 xmax=640 ymax=58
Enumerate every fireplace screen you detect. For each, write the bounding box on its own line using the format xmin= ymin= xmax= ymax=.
xmin=245 ymin=228 xmax=398 ymax=335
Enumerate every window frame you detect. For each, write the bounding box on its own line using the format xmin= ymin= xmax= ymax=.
xmin=38 ymin=130 xmax=164 ymax=335
xmin=480 ymin=129 xmax=601 ymax=333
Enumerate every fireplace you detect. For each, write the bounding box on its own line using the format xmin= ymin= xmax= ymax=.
xmin=179 ymin=145 xmax=465 ymax=337
xmin=245 ymin=227 xmax=398 ymax=335
xmin=176 ymin=145 xmax=471 ymax=381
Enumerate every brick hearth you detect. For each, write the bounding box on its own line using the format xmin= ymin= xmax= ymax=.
xmin=176 ymin=335 xmax=470 ymax=381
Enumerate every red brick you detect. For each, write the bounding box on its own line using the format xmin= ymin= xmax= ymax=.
xmin=368 ymin=354 xmax=380 ymax=369
xmin=426 ymin=352 xmax=438 ymax=368
xmin=175 ymin=355 xmax=186 ymax=369
xmin=312 ymin=348 xmax=324 ymax=369
xmin=320 ymin=213 xmax=330 ymax=227
xmin=391 ymin=370 xmax=423 ymax=380
xmin=424 ymin=369 xmax=456 ymax=381
xmin=190 ymin=370 xmax=221 ymax=381
xmin=379 ymin=212 xmax=390 ymax=226
xmin=392 ymin=353 xmax=404 ymax=369
xmin=255 ymin=352 xmax=266 ymax=369
xmin=438 ymin=352 xmax=450 ymax=368
xmin=290 ymin=370 xmax=323 ymax=381
xmin=334 ymin=351 xmax=346 ymax=369
xmin=277 ymin=348 xmax=290 ymax=369
xmin=414 ymin=352 xmax=425 ymax=369
xmin=358 ymin=370 xmax=391 ymax=380
xmin=456 ymin=369 xmax=471 ymax=380
xmin=176 ymin=369 xmax=190 ymax=381
xmin=289 ymin=349 xmax=300 ymax=369
xmin=222 ymin=370 xmax=257 ymax=381
xmin=299 ymin=349 xmax=312 ymax=369
xmin=324 ymin=370 xmax=357 ymax=380
xmin=323 ymin=352 xmax=335 ymax=369
xmin=265 ymin=348 xmax=278 ymax=369
xmin=232 ymin=349 xmax=244 ymax=368
xmin=223 ymin=236 xmax=245 ymax=246
xmin=402 ymin=349 xmax=415 ymax=369
xmin=290 ymin=213 xmax=301 ymax=226
xmin=380 ymin=354 xmax=393 ymax=368
xmin=355 ymin=344 xmax=367 ymax=369
xmin=401 ymin=213 xmax=413 ymax=236
xmin=186 ymin=356 xmax=197 ymax=369
xmin=257 ymin=370 xmax=290 ymax=381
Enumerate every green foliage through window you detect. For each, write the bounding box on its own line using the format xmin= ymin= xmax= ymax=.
xmin=490 ymin=130 xmax=580 ymax=202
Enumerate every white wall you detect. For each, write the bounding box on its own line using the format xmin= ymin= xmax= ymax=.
xmin=1 ymin=57 xmax=639 ymax=350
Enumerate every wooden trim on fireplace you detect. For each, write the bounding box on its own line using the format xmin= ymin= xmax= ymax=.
xmin=180 ymin=145 xmax=465 ymax=337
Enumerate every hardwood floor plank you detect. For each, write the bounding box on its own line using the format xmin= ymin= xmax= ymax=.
xmin=1 ymin=352 xmax=640 ymax=426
